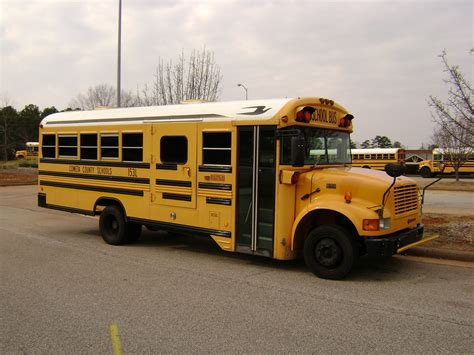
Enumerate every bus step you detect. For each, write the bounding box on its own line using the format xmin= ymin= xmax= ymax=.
xmin=258 ymin=222 xmax=273 ymax=237
xmin=258 ymin=208 xmax=274 ymax=222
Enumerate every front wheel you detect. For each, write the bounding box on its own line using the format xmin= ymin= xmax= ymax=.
xmin=304 ymin=225 xmax=358 ymax=280
xmin=99 ymin=205 xmax=141 ymax=245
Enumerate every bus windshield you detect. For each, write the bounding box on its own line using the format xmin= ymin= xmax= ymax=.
xmin=281 ymin=127 xmax=351 ymax=165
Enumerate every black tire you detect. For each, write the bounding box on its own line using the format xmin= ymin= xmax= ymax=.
xmin=420 ymin=167 xmax=432 ymax=178
xmin=99 ymin=205 xmax=141 ymax=245
xmin=304 ymin=225 xmax=358 ymax=280
xmin=362 ymin=165 xmax=371 ymax=169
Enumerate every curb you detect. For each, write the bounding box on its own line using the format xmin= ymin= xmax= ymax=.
xmin=402 ymin=246 xmax=474 ymax=263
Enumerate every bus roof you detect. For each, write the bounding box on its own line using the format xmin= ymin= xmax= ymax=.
xmin=40 ymin=97 xmax=349 ymax=127
xmin=41 ymin=98 xmax=294 ymax=127
xmin=351 ymin=148 xmax=402 ymax=154
xmin=433 ymin=148 xmax=472 ymax=154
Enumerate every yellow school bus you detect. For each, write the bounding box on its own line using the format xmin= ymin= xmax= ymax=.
xmin=38 ymin=97 xmax=430 ymax=279
xmin=15 ymin=142 xmax=39 ymax=159
xmin=418 ymin=148 xmax=474 ymax=178
xmin=351 ymin=148 xmax=405 ymax=170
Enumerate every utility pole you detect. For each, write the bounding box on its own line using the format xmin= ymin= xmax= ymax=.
xmin=117 ymin=0 xmax=122 ymax=107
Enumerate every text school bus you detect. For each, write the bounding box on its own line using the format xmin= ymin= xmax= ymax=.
xmin=38 ymin=97 xmax=432 ymax=279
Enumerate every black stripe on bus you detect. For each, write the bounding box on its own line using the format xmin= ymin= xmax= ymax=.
xmin=40 ymin=181 xmax=144 ymax=196
xmin=198 ymin=165 xmax=232 ymax=173
xmin=128 ymin=217 xmax=231 ymax=238
xmin=45 ymin=113 xmax=227 ymax=125
xmin=40 ymin=159 xmax=150 ymax=169
xmin=162 ymin=193 xmax=192 ymax=202
xmin=156 ymin=179 xmax=192 ymax=187
xmin=39 ymin=170 xmax=149 ymax=184
xmin=198 ymin=182 xmax=232 ymax=191
xmin=206 ymin=197 xmax=232 ymax=206
xmin=40 ymin=203 xmax=95 ymax=216
xmin=156 ymin=163 xmax=178 ymax=170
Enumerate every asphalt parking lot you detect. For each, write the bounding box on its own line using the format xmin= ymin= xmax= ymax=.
xmin=1 ymin=185 xmax=473 ymax=353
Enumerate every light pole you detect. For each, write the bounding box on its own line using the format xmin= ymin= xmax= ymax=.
xmin=237 ymin=83 xmax=248 ymax=100
xmin=117 ymin=0 xmax=122 ymax=108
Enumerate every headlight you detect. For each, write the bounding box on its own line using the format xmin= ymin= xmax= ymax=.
xmin=379 ymin=218 xmax=391 ymax=230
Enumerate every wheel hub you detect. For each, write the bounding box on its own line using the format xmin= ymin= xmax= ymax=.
xmin=315 ymin=238 xmax=342 ymax=268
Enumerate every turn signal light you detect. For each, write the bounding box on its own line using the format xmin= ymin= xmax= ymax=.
xmin=344 ymin=191 xmax=352 ymax=203
xmin=363 ymin=219 xmax=379 ymax=231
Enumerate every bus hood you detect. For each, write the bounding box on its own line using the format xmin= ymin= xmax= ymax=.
xmin=297 ymin=166 xmax=417 ymax=206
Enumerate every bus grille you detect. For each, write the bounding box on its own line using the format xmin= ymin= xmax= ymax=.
xmin=393 ymin=184 xmax=419 ymax=215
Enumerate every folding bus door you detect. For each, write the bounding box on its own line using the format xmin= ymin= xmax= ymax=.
xmin=236 ymin=126 xmax=276 ymax=257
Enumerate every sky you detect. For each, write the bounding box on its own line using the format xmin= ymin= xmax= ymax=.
xmin=0 ymin=0 xmax=472 ymax=148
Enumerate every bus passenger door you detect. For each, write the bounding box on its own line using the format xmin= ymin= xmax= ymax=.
xmin=236 ymin=126 xmax=276 ymax=257
xmin=152 ymin=124 xmax=197 ymax=209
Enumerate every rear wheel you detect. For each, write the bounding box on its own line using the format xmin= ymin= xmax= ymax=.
xmin=99 ymin=205 xmax=141 ymax=245
xmin=362 ymin=165 xmax=371 ymax=169
xmin=304 ymin=225 xmax=358 ymax=280
xmin=420 ymin=166 xmax=432 ymax=178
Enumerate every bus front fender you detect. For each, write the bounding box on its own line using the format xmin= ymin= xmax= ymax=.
xmin=290 ymin=199 xmax=378 ymax=252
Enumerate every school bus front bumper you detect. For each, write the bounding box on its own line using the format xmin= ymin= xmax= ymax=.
xmin=364 ymin=225 xmax=437 ymax=257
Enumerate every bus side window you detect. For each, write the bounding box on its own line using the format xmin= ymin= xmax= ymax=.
xmin=161 ymin=136 xmax=188 ymax=164
xmin=122 ymin=133 xmax=143 ymax=162
xmin=58 ymin=135 xmax=78 ymax=158
xmin=101 ymin=134 xmax=119 ymax=160
xmin=202 ymin=132 xmax=231 ymax=165
xmin=42 ymin=134 xmax=56 ymax=158
xmin=80 ymin=133 xmax=98 ymax=160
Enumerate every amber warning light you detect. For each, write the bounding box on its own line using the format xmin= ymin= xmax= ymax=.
xmin=338 ymin=114 xmax=354 ymax=128
xmin=296 ymin=107 xmax=315 ymax=123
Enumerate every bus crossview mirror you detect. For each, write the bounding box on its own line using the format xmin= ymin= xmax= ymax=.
xmin=384 ymin=163 xmax=405 ymax=178
xmin=291 ymin=136 xmax=305 ymax=167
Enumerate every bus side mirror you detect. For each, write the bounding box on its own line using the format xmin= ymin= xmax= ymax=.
xmin=385 ymin=163 xmax=405 ymax=178
xmin=291 ymin=136 xmax=305 ymax=167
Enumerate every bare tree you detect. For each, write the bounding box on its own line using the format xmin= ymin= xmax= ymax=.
xmin=431 ymin=127 xmax=472 ymax=181
xmin=428 ymin=50 xmax=473 ymax=181
xmin=428 ymin=50 xmax=473 ymax=148
xmin=138 ymin=48 xmax=222 ymax=106
xmin=70 ymin=84 xmax=138 ymax=110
